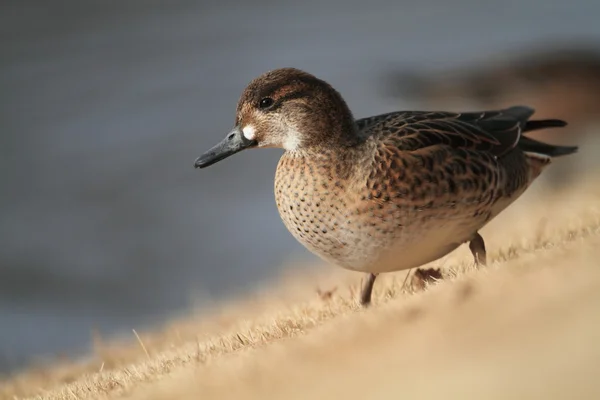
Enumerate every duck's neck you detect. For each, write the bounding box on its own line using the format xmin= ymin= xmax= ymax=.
xmin=285 ymin=138 xmax=364 ymax=182
xmin=302 ymin=89 xmax=362 ymax=150
xmin=325 ymin=86 xmax=361 ymax=148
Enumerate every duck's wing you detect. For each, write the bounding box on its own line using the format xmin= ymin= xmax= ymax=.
xmin=356 ymin=106 xmax=568 ymax=210
xmin=358 ymin=106 xmax=542 ymax=158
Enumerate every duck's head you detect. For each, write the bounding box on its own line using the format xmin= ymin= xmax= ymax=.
xmin=194 ymin=68 xmax=356 ymax=169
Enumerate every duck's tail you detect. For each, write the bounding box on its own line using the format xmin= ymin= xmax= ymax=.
xmin=516 ymin=116 xmax=577 ymax=180
xmin=519 ymin=129 xmax=578 ymax=158
xmin=496 ymin=107 xmax=578 ymax=158
xmin=499 ymin=106 xmax=577 ymax=157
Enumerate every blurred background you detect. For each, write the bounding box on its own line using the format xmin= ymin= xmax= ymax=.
xmin=1 ymin=0 xmax=599 ymax=374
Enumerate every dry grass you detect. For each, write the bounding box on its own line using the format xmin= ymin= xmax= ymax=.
xmin=2 ymin=178 xmax=600 ymax=400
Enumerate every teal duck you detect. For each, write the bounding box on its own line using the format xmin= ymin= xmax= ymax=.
xmin=195 ymin=68 xmax=577 ymax=306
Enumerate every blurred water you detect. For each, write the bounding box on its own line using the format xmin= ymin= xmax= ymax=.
xmin=1 ymin=0 xmax=600 ymax=373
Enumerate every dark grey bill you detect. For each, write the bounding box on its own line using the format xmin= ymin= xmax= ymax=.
xmin=194 ymin=126 xmax=257 ymax=168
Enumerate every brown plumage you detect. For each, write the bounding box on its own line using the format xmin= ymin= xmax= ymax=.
xmin=383 ymin=46 xmax=600 ymax=188
xmin=195 ymin=68 xmax=577 ymax=306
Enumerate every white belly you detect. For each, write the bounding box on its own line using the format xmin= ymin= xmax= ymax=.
xmin=318 ymin=217 xmax=481 ymax=273
xmin=313 ymin=191 xmax=526 ymax=273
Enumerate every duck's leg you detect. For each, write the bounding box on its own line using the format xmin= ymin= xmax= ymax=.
xmin=360 ymin=273 xmax=378 ymax=306
xmin=469 ymin=232 xmax=487 ymax=266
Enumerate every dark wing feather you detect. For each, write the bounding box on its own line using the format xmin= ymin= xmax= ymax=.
xmin=357 ymin=106 xmax=536 ymax=157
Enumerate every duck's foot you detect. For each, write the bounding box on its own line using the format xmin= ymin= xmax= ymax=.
xmin=360 ymin=273 xmax=378 ymax=307
xmin=469 ymin=232 xmax=487 ymax=266
xmin=411 ymin=267 xmax=443 ymax=291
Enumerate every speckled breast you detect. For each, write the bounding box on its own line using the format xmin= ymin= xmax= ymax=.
xmin=274 ymin=152 xmax=356 ymax=266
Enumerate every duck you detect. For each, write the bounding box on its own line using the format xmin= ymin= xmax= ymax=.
xmin=194 ymin=68 xmax=577 ymax=306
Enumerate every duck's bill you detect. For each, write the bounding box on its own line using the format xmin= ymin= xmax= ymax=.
xmin=194 ymin=126 xmax=257 ymax=168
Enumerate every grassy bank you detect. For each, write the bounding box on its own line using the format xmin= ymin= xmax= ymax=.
xmin=2 ymin=178 xmax=600 ymax=400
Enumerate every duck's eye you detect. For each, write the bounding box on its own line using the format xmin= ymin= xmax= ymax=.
xmin=259 ymin=97 xmax=274 ymax=109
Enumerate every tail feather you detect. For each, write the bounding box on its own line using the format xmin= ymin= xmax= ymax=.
xmin=519 ymin=134 xmax=578 ymax=158
xmin=524 ymin=119 xmax=567 ymax=132
xmin=518 ymin=117 xmax=577 ymax=157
